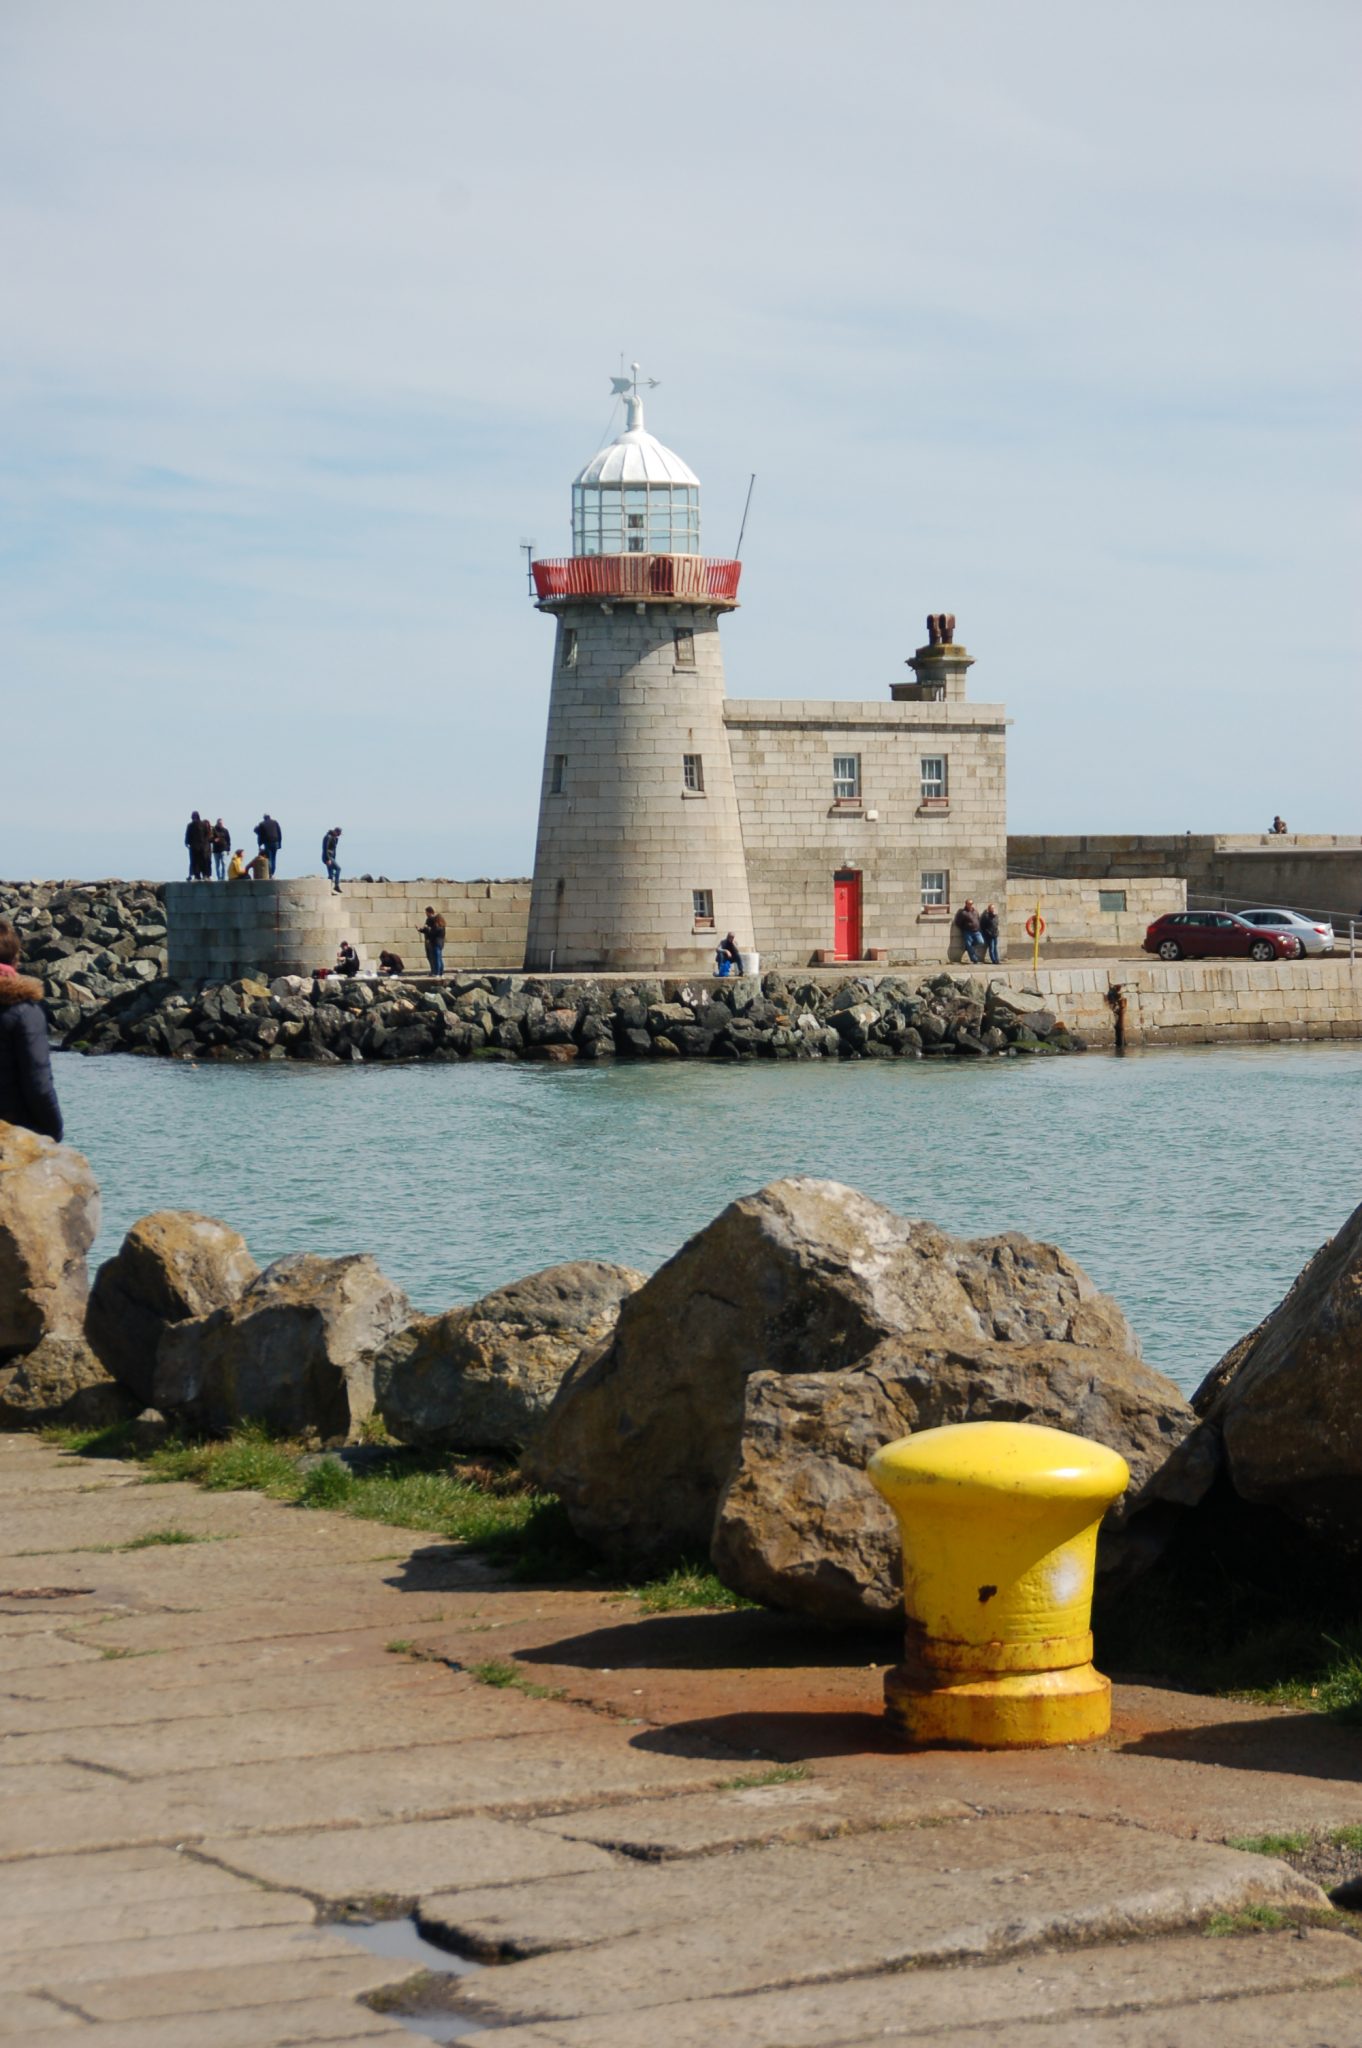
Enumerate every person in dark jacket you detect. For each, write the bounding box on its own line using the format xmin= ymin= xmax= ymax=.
xmin=979 ymin=902 xmax=1001 ymax=966
xmin=322 ymin=826 xmax=342 ymax=893
xmin=953 ymin=899 xmax=985 ymax=964
xmin=184 ymin=811 xmax=213 ymax=882
xmin=377 ymin=950 xmax=404 ymax=976
xmin=335 ymin=942 xmax=360 ymax=977
xmin=0 ymin=924 xmax=63 ymax=1140
xmin=211 ymin=818 xmax=231 ymax=881
xmin=418 ymin=906 xmax=445 ymax=975
xmin=255 ymin=813 xmax=283 ymax=876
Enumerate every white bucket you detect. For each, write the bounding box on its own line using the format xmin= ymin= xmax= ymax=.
xmin=742 ymin=949 xmax=761 ymax=979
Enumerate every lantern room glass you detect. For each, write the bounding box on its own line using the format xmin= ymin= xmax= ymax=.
xmin=572 ymin=483 xmax=701 ymax=558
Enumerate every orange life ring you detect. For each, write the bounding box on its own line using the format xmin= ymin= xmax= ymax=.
xmin=1025 ymin=914 xmax=1046 ymax=938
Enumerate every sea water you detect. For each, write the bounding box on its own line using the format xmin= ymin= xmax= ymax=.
xmin=55 ymin=1042 xmax=1362 ymax=1396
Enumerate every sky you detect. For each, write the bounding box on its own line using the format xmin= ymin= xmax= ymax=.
xmin=3 ymin=0 xmax=1358 ymax=882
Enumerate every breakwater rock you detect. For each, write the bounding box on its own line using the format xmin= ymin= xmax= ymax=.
xmin=526 ymin=1177 xmax=1191 ymax=1620
xmin=66 ymin=968 xmax=1082 ymax=1064
xmin=0 ymin=880 xmax=168 ymax=1036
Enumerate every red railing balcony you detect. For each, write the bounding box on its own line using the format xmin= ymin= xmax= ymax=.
xmin=531 ymin=555 xmax=742 ymax=605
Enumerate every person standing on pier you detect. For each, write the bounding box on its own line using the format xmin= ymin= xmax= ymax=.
xmin=322 ymin=826 xmax=342 ymax=894
xmin=211 ymin=818 xmax=231 ymax=881
xmin=419 ymin=905 xmax=445 ymax=976
xmin=255 ymin=813 xmax=283 ymax=876
xmin=980 ymin=902 xmax=1001 ymax=966
xmin=954 ymin=899 xmax=985 ymax=964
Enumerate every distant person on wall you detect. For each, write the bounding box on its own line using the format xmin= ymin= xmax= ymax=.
xmin=953 ymin=899 xmax=985 ymax=964
xmin=0 ymin=922 xmax=63 ymax=1141
xmin=322 ymin=826 xmax=342 ymax=894
xmin=227 ymin=849 xmax=247 ymax=881
xmin=377 ymin=950 xmax=405 ymax=977
xmin=980 ymin=902 xmax=1001 ymax=966
xmin=245 ymin=850 xmax=270 ymax=880
xmin=335 ymin=942 xmax=360 ymax=978
xmin=419 ymin=906 xmax=446 ymax=976
xmin=255 ymin=813 xmax=283 ymax=876
xmin=1270 ymin=815 xmax=1289 ymax=835
xmin=211 ymin=818 xmax=231 ymax=881
xmin=184 ymin=810 xmax=212 ymax=882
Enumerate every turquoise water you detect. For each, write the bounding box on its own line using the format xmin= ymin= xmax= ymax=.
xmin=54 ymin=1044 xmax=1361 ymax=1396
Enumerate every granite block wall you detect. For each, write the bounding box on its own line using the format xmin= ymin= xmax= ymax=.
xmin=167 ymin=880 xmax=531 ymax=982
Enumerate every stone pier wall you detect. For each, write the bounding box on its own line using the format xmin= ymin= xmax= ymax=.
xmin=1004 ymin=877 xmax=1186 ymax=957
xmin=987 ymin=957 xmax=1362 ymax=1048
xmin=166 ymin=879 xmax=532 ymax=983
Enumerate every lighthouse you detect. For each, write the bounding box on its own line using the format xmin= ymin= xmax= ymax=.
xmin=524 ymin=370 xmax=755 ymax=973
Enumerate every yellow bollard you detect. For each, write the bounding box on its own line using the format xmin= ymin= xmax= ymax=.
xmin=867 ymin=1420 xmax=1128 ymax=1749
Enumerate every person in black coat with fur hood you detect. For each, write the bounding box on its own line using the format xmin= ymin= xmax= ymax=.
xmin=0 ymin=921 xmax=63 ymax=1141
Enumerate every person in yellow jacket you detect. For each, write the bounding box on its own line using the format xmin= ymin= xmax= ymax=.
xmin=226 ymin=849 xmax=247 ymax=880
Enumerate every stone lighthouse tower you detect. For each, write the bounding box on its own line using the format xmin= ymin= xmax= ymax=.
xmin=524 ymin=371 xmax=754 ymax=972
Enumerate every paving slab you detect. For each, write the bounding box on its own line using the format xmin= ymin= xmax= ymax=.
xmin=196 ymin=1810 xmax=620 ymax=1903
xmin=1 ymin=1920 xmax=371 ymax=1994
xmin=528 ymin=1777 xmax=975 ymax=1859
xmin=472 ymin=1932 xmax=1362 ymax=2048
xmin=0 ymin=1728 xmax=722 ymax=1860
xmin=0 ymin=1661 xmax=451 ymax=1738
xmin=0 ymin=1994 xmax=80 ymax=2036
xmin=430 ymin=1816 xmax=1327 ymax=2025
xmin=0 ymin=1843 xmax=297 ymax=1920
xmin=62 ymin=1951 xmax=427 ymax=2023
xmin=878 ymin=1983 xmax=1362 ymax=2048
xmin=5 ymin=1621 xmax=454 ymax=1700
xmin=24 ymin=2008 xmax=415 ymax=2048
xmin=0 ymin=1881 xmax=312 ymax=1956
xmin=7 ymin=1683 xmax=557 ymax=1775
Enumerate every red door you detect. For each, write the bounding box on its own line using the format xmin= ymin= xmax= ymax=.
xmin=833 ymin=870 xmax=862 ymax=961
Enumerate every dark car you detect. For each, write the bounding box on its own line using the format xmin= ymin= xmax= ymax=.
xmin=1143 ymin=912 xmax=1301 ymax=962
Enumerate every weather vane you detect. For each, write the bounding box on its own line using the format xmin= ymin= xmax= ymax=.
xmin=610 ymin=360 xmax=660 ymax=401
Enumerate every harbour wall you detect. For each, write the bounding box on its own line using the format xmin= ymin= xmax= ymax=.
xmin=165 ymin=873 xmax=1190 ymax=981
xmin=990 ymin=957 xmax=1362 ymax=1049
xmin=1009 ymin=834 xmax=1362 ymax=925
xmin=165 ymin=879 xmax=532 ymax=983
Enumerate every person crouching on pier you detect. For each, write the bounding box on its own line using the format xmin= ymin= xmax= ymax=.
xmin=335 ymin=942 xmax=360 ymax=978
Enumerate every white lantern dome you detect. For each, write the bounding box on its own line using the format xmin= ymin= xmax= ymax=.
xmin=571 ymin=375 xmax=701 ymax=557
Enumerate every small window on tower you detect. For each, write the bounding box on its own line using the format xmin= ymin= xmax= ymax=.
xmin=920 ymin=870 xmax=948 ymax=909
xmin=561 ymin=628 xmax=578 ymax=670
xmin=692 ymin=888 xmax=715 ymax=927
xmin=674 ymin=627 xmax=696 ymax=668
xmin=683 ymin=753 xmax=705 ymax=793
xmin=833 ymin=754 xmax=861 ymax=801
xmin=550 ymin=755 xmax=567 ymax=795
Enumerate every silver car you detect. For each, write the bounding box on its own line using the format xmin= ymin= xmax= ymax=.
xmin=1237 ymin=908 xmax=1336 ymax=956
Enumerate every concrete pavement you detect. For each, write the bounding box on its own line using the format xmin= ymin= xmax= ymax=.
xmin=1 ymin=1432 xmax=1359 ymax=2045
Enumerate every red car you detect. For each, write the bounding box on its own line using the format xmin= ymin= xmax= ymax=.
xmin=1143 ymin=912 xmax=1301 ymax=962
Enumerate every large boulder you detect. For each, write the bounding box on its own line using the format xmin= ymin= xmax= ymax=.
xmin=713 ymin=1336 xmax=1191 ymax=1626
xmin=376 ymin=1260 xmax=645 ymax=1454
xmin=0 ymin=1334 xmax=129 ymax=1432
xmin=527 ymin=1178 xmax=1192 ymax=1615
xmin=0 ymin=1124 xmax=100 ymax=1359
xmin=155 ymin=1253 xmax=410 ymax=1441
xmin=86 ymin=1211 xmax=259 ymax=1406
xmin=1189 ymin=1198 xmax=1362 ymax=1552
